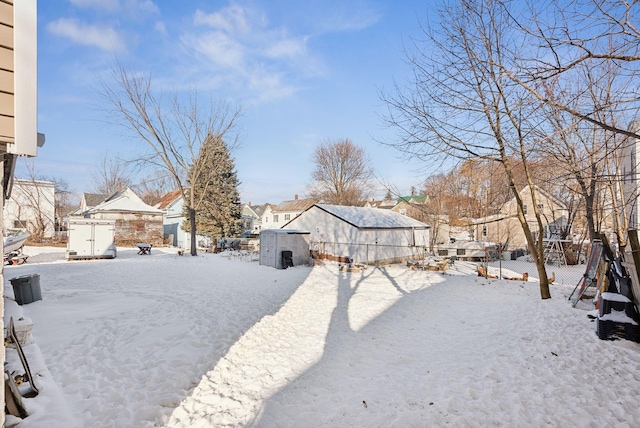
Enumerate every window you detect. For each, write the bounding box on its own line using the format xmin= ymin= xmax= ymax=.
xmin=482 ymin=226 xmax=487 ymax=236
xmin=537 ymin=203 xmax=544 ymax=210
xmin=457 ymin=249 xmax=466 ymax=256
xmin=273 ymin=214 xmax=279 ymax=223
xmin=438 ymin=249 xmax=449 ymax=256
xmin=523 ymin=205 xmax=528 ymax=215
xmin=284 ymin=214 xmax=291 ymax=221
xmin=14 ymin=220 xmax=27 ymax=228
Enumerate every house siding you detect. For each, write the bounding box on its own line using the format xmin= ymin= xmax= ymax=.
xmin=3 ymin=179 xmax=55 ymax=238
xmin=474 ymin=186 xmax=569 ymax=250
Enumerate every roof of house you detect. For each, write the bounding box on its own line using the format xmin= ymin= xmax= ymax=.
xmin=91 ymin=187 xmax=163 ymax=214
xmin=312 ymin=204 xmax=429 ymax=229
xmin=83 ymin=193 xmax=108 ymax=207
xmin=274 ymin=198 xmax=317 ymax=213
xmin=397 ymin=194 xmax=428 ymax=204
xmin=251 ymin=203 xmax=271 ymax=217
xmin=365 ymin=199 xmax=397 ymax=209
xmin=154 ymin=189 xmax=183 ymax=209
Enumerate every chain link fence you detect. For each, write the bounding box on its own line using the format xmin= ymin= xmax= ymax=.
xmin=310 ymin=240 xmax=590 ymax=292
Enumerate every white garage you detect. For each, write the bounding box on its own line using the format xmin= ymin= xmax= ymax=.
xmin=283 ymin=204 xmax=430 ymax=265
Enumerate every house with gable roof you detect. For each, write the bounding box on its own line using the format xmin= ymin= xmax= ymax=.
xmin=76 ymin=187 xmax=164 ymax=245
xmin=283 ymin=203 xmax=430 ymax=265
xmin=3 ymin=178 xmax=56 ymax=239
xmin=471 ymin=185 xmax=569 ymax=250
xmin=242 ymin=202 xmax=272 ymax=234
xmin=260 ymin=195 xmax=317 ymax=230
xmin=80 ymin=193 xmax=108 ymax=214
xmin=154 ymin=190 xmax=212 ymax=248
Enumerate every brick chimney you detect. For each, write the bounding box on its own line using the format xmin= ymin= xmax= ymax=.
xmin=294 ymin=194 xmax=298 ymax=200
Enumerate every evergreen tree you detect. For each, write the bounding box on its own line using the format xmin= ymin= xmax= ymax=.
xmin=183 ymin=134 xmax=243 ymax=241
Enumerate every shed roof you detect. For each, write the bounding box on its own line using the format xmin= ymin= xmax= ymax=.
xmin=314 ymin=204 xmax=429 ymax=229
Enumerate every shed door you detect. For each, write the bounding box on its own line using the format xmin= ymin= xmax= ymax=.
xmin=260 ymin=233 xmax=277 ymax=267
xmin=93 ymin=224 xmax=115 ymax=256
xmin=70 ymin=222 xmax=95 ymax=256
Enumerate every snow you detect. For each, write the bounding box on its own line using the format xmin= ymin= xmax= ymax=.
xmin=315 ymin=204 xmax=428 ymax=228
xmin=4 ymin=246 xmax=640 ymax=427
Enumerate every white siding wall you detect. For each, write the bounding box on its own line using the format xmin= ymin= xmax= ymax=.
xmin=4 ymin=179 xmax=55 ymax=238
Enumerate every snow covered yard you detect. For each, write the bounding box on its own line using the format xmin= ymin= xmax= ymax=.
xmin=4 ymin=246 xmax=640 ymax=427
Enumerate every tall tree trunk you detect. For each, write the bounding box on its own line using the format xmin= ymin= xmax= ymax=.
xmin=583 ymin=193 xmax=597 ymax=242
xmin=188 ymin=207 xmax=197 ymax=256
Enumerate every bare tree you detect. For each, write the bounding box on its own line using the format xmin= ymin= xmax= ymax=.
xmin=49 ymin=176 xmax=75 ymax=239
xmin=133 ymin=169 xmax=173 ymax=206
xmin=92 ymin=153 xmax=132 ymax=196
xmin=503 ymin=0 xmax=640 ymax=140
xmin=101 ymin=62 xmax=241 ymax=255
xmin=13 ymin=162 xmax=55 ymax=242
xmin=382 ymin=0 xmax=553 ymax=298
xmin=307 ymin=138 xmax=374 ymax=206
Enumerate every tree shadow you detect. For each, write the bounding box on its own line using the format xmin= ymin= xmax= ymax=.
xmin=249 ymin=264 xmax=435 ymax=426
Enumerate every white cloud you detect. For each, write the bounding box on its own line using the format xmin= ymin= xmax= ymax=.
xmin=180 ymin=4 xmax=324 ymax=103
xmin=154 ymin=21 xmax=167 ymax=36
xmin=264 ymin=37 xmax=307 ymax=60
xmin=188 ymin=31 xmax=245 ymax=70
xmin=193 ymin=5 xmax=251 ymax=34
xmin=313 ymin=1 xmax=382 ymax=33
xmin=46 ymin=18 xmax=127 ymax=54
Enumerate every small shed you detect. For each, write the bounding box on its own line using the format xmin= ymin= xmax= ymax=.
xmin=259 ymin=229 xmax=310 ymax=269
xmin=283 ymin=204 xmax=430 ymax=265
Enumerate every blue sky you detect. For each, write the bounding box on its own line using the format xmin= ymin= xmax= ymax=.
xmin=30 ymin=0 xmax=437 ymax=204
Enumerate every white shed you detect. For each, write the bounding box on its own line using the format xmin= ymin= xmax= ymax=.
xmin=259 ymin=229 xmax=311 ymax=269
xmin=284 ymin=204 xmax=430 ymax=265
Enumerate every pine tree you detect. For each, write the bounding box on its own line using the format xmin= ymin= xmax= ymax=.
xmin=183 ymin=134 xmax=243 ymax=241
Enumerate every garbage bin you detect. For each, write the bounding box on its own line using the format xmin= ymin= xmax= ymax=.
xmin=9 ymin=274 xmax=42 ymax=305
xmin=281 ymin=250 xmax=294 ymax=269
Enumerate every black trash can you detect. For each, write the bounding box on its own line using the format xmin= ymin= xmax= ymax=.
xmin=10 ymin=274 xmax=42 ymax=305
xmin=281 ymin=251 xmax=294 ymax=269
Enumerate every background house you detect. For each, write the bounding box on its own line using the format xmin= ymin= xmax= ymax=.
xmin=79 ymin=193 xmax=108 ymax=214
xmin=622 ymin=120 xmax=640 ymax=229
xmin=472 ymin=185 xmax=569 ymax=250
xmin=155 ymin=190 xmax=211 ymax=248
xmin=283 ymin=203 xmax=430 ymax=265
xmin=4 ymin=178 xmax=55 ymax=239
xmin=76 ymin=187 xmax=164 ymax=245
xmin=241 ymin=202 xmax=271 ymax=234
xmin=260 ymin=196 xmax=316 ymax=230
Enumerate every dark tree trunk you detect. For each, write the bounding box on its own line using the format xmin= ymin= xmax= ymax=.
xmin=189 ymin=207 xmax=197 ymax=256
